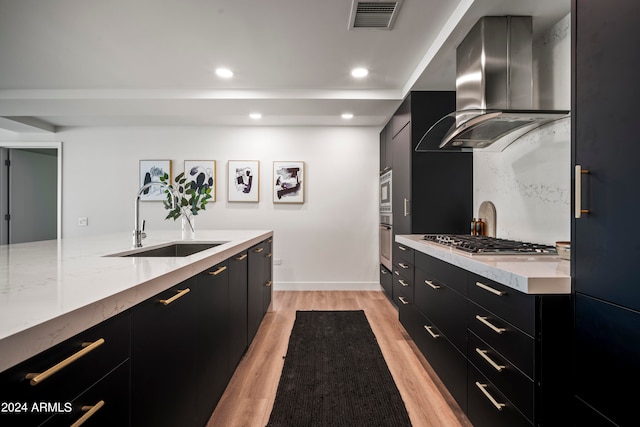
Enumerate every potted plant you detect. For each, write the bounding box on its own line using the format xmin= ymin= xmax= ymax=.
xmin=159 ymin=172 xmax=213 ymax=239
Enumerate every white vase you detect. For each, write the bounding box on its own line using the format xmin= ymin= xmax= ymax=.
xmin=181 ymin=213 xmax=195 ymax=240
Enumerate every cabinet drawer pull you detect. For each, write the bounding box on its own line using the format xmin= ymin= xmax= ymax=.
xmin=398 ymin=263 xmax=410 ymax=269
xmin=398 ymin=245 xmax=407 ymax=251
xmin=403 ymin=198 xmax=410 ymax=216
xmin=398 ymin=296 xmax=409 ymax=305
xmin=475 ymin=315 xmax=506 ymax=334
xmin=399 ymin=279 xmax=409 ymax=287
xmin=476 ymin=348 xmax=505 ymax=372
xmin=475 ymin=382 xmax=506 ymax=411
xmin=475 ymin=281 xmax=505 ymax=296
xmin=254 ymin=247 xmax=264 ymax=253
xmin=394 ymin=270 xmax=400 ymax=276
xmin=209 ymin=266 xmax=228 ymax=276
xmin=425 ymin=279 xmax=440 ymax=289
xmin=381 ymin=268 xmax=388 ymax=275
xmin=575 ymin=165 xmax=590 ymax=218
xmin=160 ymin=288 xmax=190 ymax=305
xmin=70 ymin=400 xmax=105 ymax=427
xmin=265 ymin=280 xmax=273 ymax=287
xmin=25 ymin=339 xmax=105 ymax=386
xmin=267 ymin=239 xmax=273 ymax=243
xmin=423 ymin=325 xmax=440 ymax=339
xmin=266 ymin=253 xmax=273 ymax=258
xmin=235 ymin=253 xmax=248 ymax=261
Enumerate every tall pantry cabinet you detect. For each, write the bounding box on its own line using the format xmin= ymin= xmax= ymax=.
xmin=572 ymin=1 xmax=640 ymax=425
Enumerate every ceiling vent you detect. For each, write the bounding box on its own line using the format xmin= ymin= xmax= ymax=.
xmin=348 ymin=1 xmax=403 ymax=30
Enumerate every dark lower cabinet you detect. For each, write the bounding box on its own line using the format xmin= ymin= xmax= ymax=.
xmin=131 ymin=280 xmax=198 ymax=427
xmin=248 ymin=239 xmax=273 ymax=342
xmin=195 ymin=261 xmax=230 ymax=424
xmin=228 ymin=251 xmax=249 ymax=372
xmin=380 ymin=265 xmax=392 ymax=296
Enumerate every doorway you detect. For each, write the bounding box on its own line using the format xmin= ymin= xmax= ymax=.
xmin=0 ymin=142 xmax=62 ymax=244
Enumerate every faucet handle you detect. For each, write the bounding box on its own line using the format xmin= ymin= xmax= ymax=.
xmin=142 ymin=219 xmax=146 ymax=231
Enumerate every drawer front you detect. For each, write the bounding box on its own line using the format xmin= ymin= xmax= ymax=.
xmin=468 ymin=301 xmax=534 ymax=378
xmin=468 ymin=364 xmax=532 ymax=427
xmin=407 ymin=309 xmax=467 ymax=412
xmin=393 ymin=270 xmax=413 ymax=305
xmin=393 ymin=260 xmax=414 ymax=282
xmin=0 ymin=312 xmax=130 ymax=414
xmin=468 ymin=331 xmax=534 ymax=422
xmin=380 ymin=265 xmax=392 ymax=296
xmin=394 ymin=242 xmax=414 ymax=265
xmin=415 ymin=252 xmax=467 ymax=295
xmin=575 ymin=293 xmax=640 ymax=427
xmin=468 ymin=273 xmax=535 ymax=336
xmin=415 ymin=267 xmax=466 ymax=352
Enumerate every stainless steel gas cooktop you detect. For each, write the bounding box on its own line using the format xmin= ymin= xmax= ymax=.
xmin=422 ymin=234 xmax=557 ymax=255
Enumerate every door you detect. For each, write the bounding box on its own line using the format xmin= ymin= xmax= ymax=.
xmin=0 ymin=148 xmax=57 ymax=244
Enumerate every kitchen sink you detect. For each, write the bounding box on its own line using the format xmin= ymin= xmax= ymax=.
xmin=107 ymin=242 xmax=225 ymax=257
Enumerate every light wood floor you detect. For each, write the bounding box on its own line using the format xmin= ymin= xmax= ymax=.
xmin=207 ymin=291 xmax=473 ymax=427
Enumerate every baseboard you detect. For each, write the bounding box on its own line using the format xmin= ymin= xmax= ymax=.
xmin=274 ymin=282 xmax=383 ymax=291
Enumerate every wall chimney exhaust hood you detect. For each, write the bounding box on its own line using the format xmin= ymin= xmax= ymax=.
xmin=416 ymin=16 xmax=570 ymax=152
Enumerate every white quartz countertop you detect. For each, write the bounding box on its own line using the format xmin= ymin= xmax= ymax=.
xmin=0 ymin=229 xmax=272 ymax=372
xmin=396 ymin=235 xmax=570 ymax=295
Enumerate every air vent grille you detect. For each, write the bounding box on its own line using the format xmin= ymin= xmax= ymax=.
xmin=349 ymin=1 xmax=402 ymax=30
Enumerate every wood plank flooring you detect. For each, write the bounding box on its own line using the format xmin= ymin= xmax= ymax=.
xmin=207 ymin=291 xmax=472 ymax=427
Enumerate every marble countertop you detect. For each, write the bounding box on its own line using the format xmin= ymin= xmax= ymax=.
xmin=396 ymin=235 xmax=570 ymax=295
xmin=0 ymin=229 xmax=272 ymax=372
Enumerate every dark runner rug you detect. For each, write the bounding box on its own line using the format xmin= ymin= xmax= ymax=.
xmin=266 ymin=310 xmax=412 ymax=427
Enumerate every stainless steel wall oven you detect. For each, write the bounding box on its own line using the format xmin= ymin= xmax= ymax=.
xmin=380 ymin=170 xmax=392 ymax=270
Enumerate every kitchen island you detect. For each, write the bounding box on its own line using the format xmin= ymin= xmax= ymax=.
xmin=0 ymin=229 xmax=272 ymax=373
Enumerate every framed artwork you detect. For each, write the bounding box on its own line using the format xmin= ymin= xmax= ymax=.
xmin=273 ymin=161 xmax=304 ymax=204
xmin=228 ymin=160 xmax=259 ymax=202
xmin=139 ymin=160 xmax=172 ymax=201
xmin=184 ymin=160 xmax=216 ymax=201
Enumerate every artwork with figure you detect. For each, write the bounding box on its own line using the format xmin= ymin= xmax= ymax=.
xmin=139 ymin=160 xmax=172 ymax=201
xmin=273 ymin=161 xmax=304 ymax=203
xmin=228 ymin=160 xmax=259 ymax=202
xmin=185 ymin=160 xmax=216 ymax=201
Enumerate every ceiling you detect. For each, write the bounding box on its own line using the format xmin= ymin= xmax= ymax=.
xmin=0 ymin=0 xmax=570 ymax=133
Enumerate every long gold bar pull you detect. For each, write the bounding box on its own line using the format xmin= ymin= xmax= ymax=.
xmin=235 ymin=253 xmax=248 ymax=261
xmin=254 ymin=247 xmax=264 ymax=253
xmin=25 ymin=339 xmax=105 ymax=386
xmin=70 ymin=400 xmax=105 ymax=427
xmin=575 ymin=165 xmax=590 ymax=218
xmin=476 ymin=348 xmax=506 ymax=372
xmin=159 ymin=288 xmax=190 ymax=305
xmin=475 ymin=315 xmax=506 ymax=334
xmin=209 ymin=266 xmax=228 ymax=276
xmin=475 ymin=382 xmax=505 ymax=411
xmin=265 ymin=280 xmax=273 ymax=287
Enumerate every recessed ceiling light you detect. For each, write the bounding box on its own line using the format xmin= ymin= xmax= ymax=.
xmin=341 ymin=113 xmax=354 ymax=120
xmin=351 ymin=67 xmax=369 ymax=78
xmin=215 ymin=68 xmax=234 ymax=78
xmin=249 ymin=113 xmax=262 ymax=120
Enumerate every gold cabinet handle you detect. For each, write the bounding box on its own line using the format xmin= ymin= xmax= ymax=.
xmin=475 ymin=281 xmax=505 ymax=296
xmin=399 ymin=279 xmax=409 ymax=287
xmin=235 ymin=253 xmax=248 ymax=261
xmin=476 ymin=348 xmax=505 ymax=372
xmin=267 ymin=239 xmax=273 ymax=243
xmin=423 ymin=325 xmax=440 ymax=339
xmin=266 ymin=253 xmax=273 ymax=258
xmin=380 ymin=268 xmax=388 ymax=275
xmin=398 ymin=245 xmax=407 ymax=251
xmin=70 ymin=400 xmax=105 ymax=427
xmin=394 ymin=270 xmax=400 ymax=276
xmin=575 ymin=165 xmax=591 ymax=218
xmin=475 ymin=382 xmax=506 ymax=411
xmin=425 ymin=279 xmax=440 ymax=289
xmin=398 ymin=296 xmax=409 ymax=305
xmin=25 ymin=339 xmax=105 ymax=386
xmin=403 ymin=198 xmax=410 ymax=216
xmin=159 ymin=288 xmax=190 ymax=305
xmin=265 ymin=280 xmax=273 ymax=287
xmin=254 ymin=247 xmax=264 ymax=253
xmin=398 ymin=263 xmax=410 ymax=269
xmin=209 ymin=266 xmax=227 ymax=276
xmin=475 ymin=315 xmax=506 ymax=334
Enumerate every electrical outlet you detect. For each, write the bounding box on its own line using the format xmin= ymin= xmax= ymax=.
xmin=78 ymin=217 xmax=88 ymax=226
xmin=273 ymin=258 xmax=282 ymax=265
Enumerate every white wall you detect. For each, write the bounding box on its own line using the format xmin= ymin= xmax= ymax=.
xmin=473 ymin=14 xmax=571 ymax=245
xmin=10 ymin=126 xmax=380 ymax=290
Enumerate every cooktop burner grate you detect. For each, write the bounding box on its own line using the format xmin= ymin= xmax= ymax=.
xmin=422 ymin=234 xmax=557 ymax=255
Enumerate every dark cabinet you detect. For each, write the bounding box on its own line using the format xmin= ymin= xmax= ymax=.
xmin=379 ymin=123 xmax=392 ymax=173
xmin=248 ymin=239 xmax=273 ymax=342
xmin=229 ymin=250 xmax=249 ymax=372
xmin=572 ymin=1 xmax=640 ymax=424
xmin=131 ymin=280 xmax=198 ymax=427
xmin=195 ymin=260 xmax=230 ymax=424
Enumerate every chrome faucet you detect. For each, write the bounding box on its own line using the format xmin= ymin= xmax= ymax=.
xmin=133 ymin=182 xmax=177 ymax=248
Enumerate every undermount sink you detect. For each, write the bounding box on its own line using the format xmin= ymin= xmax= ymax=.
xmin=107 ymin=242 xmax=225 ymax=258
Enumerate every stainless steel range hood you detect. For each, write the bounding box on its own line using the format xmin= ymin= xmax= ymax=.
xmin=416 ymin=16 xmax=570 ymax=152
